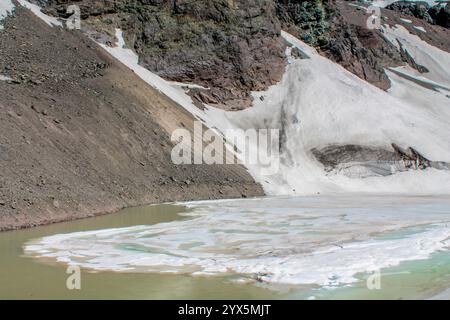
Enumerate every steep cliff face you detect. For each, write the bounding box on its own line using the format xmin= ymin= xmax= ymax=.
xmin=37 ymin=0 xmax=287 ymax=110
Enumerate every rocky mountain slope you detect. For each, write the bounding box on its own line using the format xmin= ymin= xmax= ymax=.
xmin=0 ymin=5 xmax=263 ymax=231
xmin=36 ymin=0 xmax=288 ymax=110
xmin=1 ymin=0 xmax=450 ymax=229
xmin=32 ymin=0 xmax=450 ymax=98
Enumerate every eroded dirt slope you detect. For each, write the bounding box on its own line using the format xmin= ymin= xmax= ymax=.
xmin=0 ymin=7 xmax=263 ymax=231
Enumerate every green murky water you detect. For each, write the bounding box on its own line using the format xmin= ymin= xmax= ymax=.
xmin=1 ymin=197 xmax=450 ymax=300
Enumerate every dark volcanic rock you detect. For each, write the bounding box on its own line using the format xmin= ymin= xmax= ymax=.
xmin=29 ymin=0 xmax=450 ymax=98
xmin=429 ymin=3 xmax=450 ymax=29
xmin=311 ymin=144 xmax=402 ymax=170
xmin=324 ymin=19 xmax=405 ymax=90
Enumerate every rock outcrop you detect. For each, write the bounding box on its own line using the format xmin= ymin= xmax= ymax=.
xmin=429 ymin=2 xmax=450 ymax=28
xmin=275 ymin=0 xmax=333 ymax=47
xmin=276 ymin=0 xmax=408 ymax=90
xmin=36 ymin=0 xmax=288 ymax=110
xmin=387 ymin=1 xmax=450 ymax=29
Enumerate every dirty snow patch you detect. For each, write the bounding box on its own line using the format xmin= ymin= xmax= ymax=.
xmin=371 ymin=1 xmax=439 ymax=8
xmin=24 ymin=196 xmax=450 ymax=287
xmin=17 ymin=0 xmax=62 ymax=27
xmin=413 ymin=25 xmax=426 ymax=33
xmin=0 ymin=0 xmax=14 ymax=30
xmin=0 ymin=75 xmax=12 ymax=81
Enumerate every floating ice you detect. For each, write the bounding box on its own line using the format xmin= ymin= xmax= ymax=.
xmin=24 ymin=196 xmax=450 ymax=287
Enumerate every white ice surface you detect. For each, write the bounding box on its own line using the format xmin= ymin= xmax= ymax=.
xmin=24 ymin=196 xmax=450 ymax=287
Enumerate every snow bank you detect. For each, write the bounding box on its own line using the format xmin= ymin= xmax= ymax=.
xmin=99 ymin=27 xmax=450 ymax=196
xmin=0 ymin=0 xmax=14 ymax=30
xmin=371 ymin=0 xmax=439 ymax=8
xmin=413 ymin=25 xmax=426 ymax=33
xmin=200 ymin=30 xmax=450 ymax=195
xmin=17 ymin=0 xmax=62 ymax=27
xmin=400 ymin=18 xmax=412 ymax=24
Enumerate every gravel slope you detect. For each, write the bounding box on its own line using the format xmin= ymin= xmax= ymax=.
xmin=0 ymin=8 xmax=263 ymax=231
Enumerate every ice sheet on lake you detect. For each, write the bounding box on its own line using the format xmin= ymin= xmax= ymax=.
xmin=24 ymin=196 xmax=450 ymax=287
xmin=17 ymin=1 xmax=62 ymax=27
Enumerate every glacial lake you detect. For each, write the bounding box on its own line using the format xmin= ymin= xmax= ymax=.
xmin=1 ymin=195 xmax=450 ymax=300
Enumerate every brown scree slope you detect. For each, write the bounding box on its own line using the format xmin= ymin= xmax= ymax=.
xmin=0 ymin=8 xmax=264 ymax=231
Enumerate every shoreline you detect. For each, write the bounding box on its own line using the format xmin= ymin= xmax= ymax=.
xmin=0 ymin=181 xmax=263 ymax=232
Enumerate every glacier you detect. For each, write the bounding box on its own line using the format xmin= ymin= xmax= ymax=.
xmin=102 ymin=26 xmax=450 ymax=196
xmin=201 ymin=29 xmax=450 ymax=195
xmin=15 ymin=1 xmax=450 ymax=196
